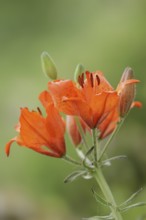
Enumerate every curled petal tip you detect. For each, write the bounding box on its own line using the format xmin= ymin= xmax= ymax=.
xmin=5 ymin=139 xmax=15 ymax=156
xmin=131 ymin=101 xmax=142 ymax=109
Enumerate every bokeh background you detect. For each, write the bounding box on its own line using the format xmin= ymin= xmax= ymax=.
xmin=0 ymin=0 xmax=146 ymax=219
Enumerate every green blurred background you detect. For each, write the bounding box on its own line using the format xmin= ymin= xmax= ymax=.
xmin=0 ymin=0 xmax=146 ymax=219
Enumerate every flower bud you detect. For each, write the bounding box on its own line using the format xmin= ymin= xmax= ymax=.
xmin=41 ymin=51 xmax=57 ymax=80
xmin=66 ymin=115 xmax=91 ymax=146
xmin=74 ymin=64 xmax=84 ymax=82
xmin=118 ymin=67 xmax=137 ymax=117
xmin=66 ymin=116 xmax=81 ymax=146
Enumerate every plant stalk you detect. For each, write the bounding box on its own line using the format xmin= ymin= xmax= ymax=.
xmin=93 ymin=167 xmax=123 ymax=220
xmin=92 ymin=128 xmax=98 ymax=164
xmin=74 ymin=116 xmax=89 ymax=150
xmin=98 ymin=119 xmax=125 ymax=162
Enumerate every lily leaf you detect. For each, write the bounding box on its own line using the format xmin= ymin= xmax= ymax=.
xmin=102 ymin=155 xmax=127 ymax=166
xmin=82 ymin=213 xmax=113 ymax=220
xmin=119 ymin=188 xmax=143 ymax=208
xmin=92 ymin=187 xmax=112 ymax=207
xmin=64 ymin=170 xmax=86 ymax=183
xmin=120 ymin=202 xmax=146 ymax=213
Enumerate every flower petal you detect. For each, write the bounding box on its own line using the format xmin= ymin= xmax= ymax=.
xmin=98 ymin=108 xmax=119 ymax=139
xmin=131 ymin=101 xmax=142 ymax=109
xmin=6 ymin=107 xmax=66 ymax=158
xmin=5 ymin=136 xmax=23 ymax=156
xmin=48 ymin=80 xmax=83 ymax=115
xmin=39 ymin=90 xmax=53 ymax=109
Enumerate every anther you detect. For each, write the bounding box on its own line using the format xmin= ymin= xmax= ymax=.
xmin=78 ymin=73 xmax=84 ymax=88
xmin=96 ymin=74 xmax=100 ymax=85
xmin=90 ymin=73 xmax=94 ymax=87
xmin=37 ymin=107 xmax=42 ymax=115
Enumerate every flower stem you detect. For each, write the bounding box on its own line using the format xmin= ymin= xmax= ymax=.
xmin=74 ymin=116 xmax=89 ymax=150
xmin=92 ymin=128 xmax=98 ymax=164
xmin=93 ymin=167 xmax=123 ymax=220
xmin=63 ymin=155 xmax=82 ymax=166
xmin=98 ymin=119 xmax=125 ymax=162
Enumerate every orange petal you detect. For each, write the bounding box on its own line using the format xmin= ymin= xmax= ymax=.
xmin=48 ymin=80 xmax=83 ymax=115
xmin=39 ymin=90 xmax=53 ymax=109
xmin=5 ymin=138 xmax=17 ymax=156
xmin=66 ymin=116 xmax=81 ymax=146
xmin=117 ymin=79 xmax=139 ymax=95
xmin=131 ymin=101 xmax=142 ymax=109
xmin=93 ymin=71 xmax=114 ymax=91
xmin=21 ymin=107 xmax=66 ymax=157
xmin=5 ymin=136 xmax=23 ymax=156
xmin=82 ymin=71 xmax=114 ymax=102
xmin=98 ymin=108 xmax=119 ymax=139
xmin=91 ymin=92 xmax=118 ymax=123
xmin=45 ymin=104 xmax=66 ymax=155
xmin=6 ymin=107 xmax=66 ymax=158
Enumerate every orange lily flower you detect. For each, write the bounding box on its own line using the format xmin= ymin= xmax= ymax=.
xmin=66 ymin=115 xmax=91 ymax=146
xmin=48 ymin=71 xmax=119 ymax=129
xmin=5 ymin=105 xmax=66 ymax=158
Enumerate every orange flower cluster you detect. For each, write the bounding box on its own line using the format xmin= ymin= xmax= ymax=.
xmin=5 ymin=68 xmax=141 ymax=158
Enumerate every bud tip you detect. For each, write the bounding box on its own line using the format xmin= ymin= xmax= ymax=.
xmin=41 ymin=51 xmax=57 ymax=80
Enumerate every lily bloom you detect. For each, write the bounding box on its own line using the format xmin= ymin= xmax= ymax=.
xmin=66 ymin=115 xmax=91 ymax=146
xmin=48 ymin=71 xmax=119 ymax=129
xmin=5 ymin=105 xmax=66 ymax=158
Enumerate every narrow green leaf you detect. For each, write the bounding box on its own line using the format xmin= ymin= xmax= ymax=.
xmin=121 ymin=202 xmax=146 ymax=213
xmin=64 ymin=170 xmax=86 ymax=183
xmin=102 ymin=155 xmax=127 ymax=166
xmin=119 ymin=188 xmax=143 ymax=208
xmin=92 ymin=188 xmax=112 ymax=207
xmin=82 ymin=213 xmax=113 ymax=220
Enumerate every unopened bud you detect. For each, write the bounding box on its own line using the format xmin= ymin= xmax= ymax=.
xmin=120 ymin=67 xmax=134 ymax=82
xmin=66 ymin=116 xmax=91 ymax=146
xmin=74 ymin=64 xmax=84 ymax=82
xmin=66 ymin=116 xmax=81 ymax=146
xmin=119 ymin=67 xmax=136 ymax=117
xmin=41 ymin=51 xmax=57 ymax=80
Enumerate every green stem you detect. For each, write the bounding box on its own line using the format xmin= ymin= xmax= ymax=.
xmin=74 ymin=116 xmax=89 ymax=150
xmin=92 ymin=128 xmax=98 ymax=163
xmin=98 ymin=119 xmax=125 ymax=162
xmin=93 ymin=167 xmax=123 ymax=220
xmin=63 ymin=155 xmax=82 ymax=166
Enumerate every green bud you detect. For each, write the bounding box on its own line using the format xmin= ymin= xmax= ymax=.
xmin=74 ymin=64 xmax=84 ymax=82
xmin=41 ymin=51 xmax=57 ymax=80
